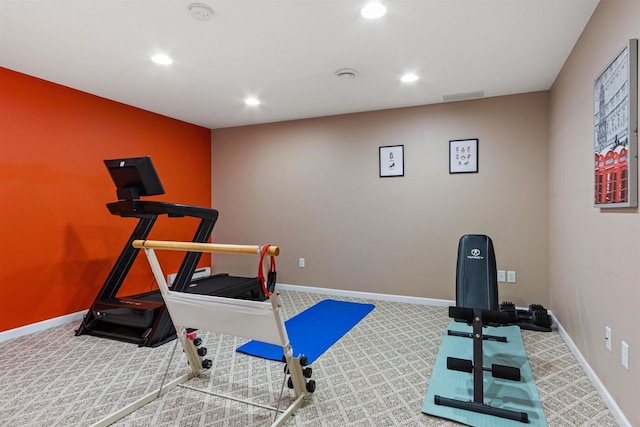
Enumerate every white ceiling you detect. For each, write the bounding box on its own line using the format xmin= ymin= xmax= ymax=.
xmin=0 ymin=0 xmax=599 ymax=130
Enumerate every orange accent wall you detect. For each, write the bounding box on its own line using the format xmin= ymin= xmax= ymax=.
xmin=0 ymin=67 xmax=212 ymax=331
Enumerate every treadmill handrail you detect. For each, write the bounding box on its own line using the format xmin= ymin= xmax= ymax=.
xmin=107 ymin=200 xmax=218 ymax=220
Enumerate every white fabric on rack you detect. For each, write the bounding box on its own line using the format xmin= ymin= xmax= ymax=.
xmin=163 ymin=291 xmax=285 ymax=345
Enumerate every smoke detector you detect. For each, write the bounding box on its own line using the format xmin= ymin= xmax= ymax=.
xmin=189 ymin=3 xmax=213 ymax=20
xmin=335 ymin=68 xmax=358 ymax=79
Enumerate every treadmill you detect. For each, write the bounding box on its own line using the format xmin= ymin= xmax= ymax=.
xmin=75 ymin=156 xmax=265 ymax=347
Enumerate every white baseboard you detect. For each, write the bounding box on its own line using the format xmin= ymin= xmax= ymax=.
xmin=0 ymin=310 xmax=86 ymax=344
xmin=275 ymin=283 xmax=454 ymax=306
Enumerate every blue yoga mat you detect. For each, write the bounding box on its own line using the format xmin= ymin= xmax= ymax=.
xmin=236 ymin=299 xmax=374 ymax=364
xmin=422 ymin=321 xmax=547 ymax=426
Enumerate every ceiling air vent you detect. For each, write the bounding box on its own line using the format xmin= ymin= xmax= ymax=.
xmin=335 ymin=68 xmax=359 ymax=79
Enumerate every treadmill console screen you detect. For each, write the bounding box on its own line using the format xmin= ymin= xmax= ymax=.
xmin=104 ymin=156 xmax=165 ymax=200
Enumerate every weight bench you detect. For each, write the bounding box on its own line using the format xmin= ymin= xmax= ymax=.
xmin=91 ymin=240 xmax=314 ymax=427
xmin=447 ymin=234 xmax=506 ymax=342
xmin=435 ymin=234 xmax=528 ymax=423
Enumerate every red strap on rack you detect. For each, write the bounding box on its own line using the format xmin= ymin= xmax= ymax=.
xmin=258 ymin=244 xmax=276 ymax=297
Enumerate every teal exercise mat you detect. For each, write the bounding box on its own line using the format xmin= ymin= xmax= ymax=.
xmin=237 ymin=299 xmax=374 ymax=364
xmin=422 ymin=321 xmax=548 ymax=426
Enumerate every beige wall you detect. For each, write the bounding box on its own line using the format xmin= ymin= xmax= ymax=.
xmin=211 ymin=92 xmax=549 ymax=307
xmin=549 ymin=1 xmax=639 ymax=425
xmin=208 ymin=2 xmax=640 ymax=423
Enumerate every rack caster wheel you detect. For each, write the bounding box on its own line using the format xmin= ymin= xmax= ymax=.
xmin=202 ymin=359 xmax=213 ymax=369
xmin=303 ymin=367 xmax=312 ymax=378
xmin=306 ymin=379 xmax=316 ymax=393
xmin=197 ymin=347 xmax=208 ymax=357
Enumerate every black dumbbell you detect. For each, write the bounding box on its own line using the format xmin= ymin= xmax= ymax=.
xmin=529 ymin=303 xmax=545 ymax=312
xmin=202 ymin=359 xmax=212 ymax=369
xmin=197 ymin=347 xmax=207 ymax=357
xmin=532 ymin=310 xmax=552 ymax=328
xmin=500 ymin=301 xmax=516 ymax=311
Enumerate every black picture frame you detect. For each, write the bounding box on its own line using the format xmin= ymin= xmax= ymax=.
xmin=449 ymin=139 xmax=479 ymax=174
xmin=379 ymin=145 xmax=404 ymax=177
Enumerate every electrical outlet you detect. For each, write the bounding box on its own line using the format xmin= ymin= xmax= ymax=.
xmin=507 ymin=271 xmax=516 ymax=283
xmin=605 ymin=326 xmax=611 ymax=351
xmin=498 ymin=270 xmax=506 ymax=282
xmin=622 ymin=341 xmax=629 ymax=370
xmin=298 ymin=258 xmax=305 ymax=268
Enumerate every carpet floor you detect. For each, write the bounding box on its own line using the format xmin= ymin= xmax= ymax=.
xmin=0 ymin=290 xmax=619 ymax=426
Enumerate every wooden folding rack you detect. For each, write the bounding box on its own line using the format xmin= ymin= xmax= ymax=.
xmin=91 ymin=240 xmax=313 ymax=427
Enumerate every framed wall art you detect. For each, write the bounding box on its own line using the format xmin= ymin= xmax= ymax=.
xmin=449 ymin=138 xmax=478 ymax=174
xmin=379 ymin=145 xmax=404 ymax=177
xmin=593 ymin=38 xmax=638 ymax=208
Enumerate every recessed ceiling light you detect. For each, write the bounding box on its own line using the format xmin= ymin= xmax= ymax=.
xmin=245 ymin=97 xmax=260 ymax=106
xmin=361 ymin=2 xmax=387 ymax=19
xmin=151 ymin=54 xmax=173 ymax=65
xmin=401 ymin=73 xmax=419 ymax=83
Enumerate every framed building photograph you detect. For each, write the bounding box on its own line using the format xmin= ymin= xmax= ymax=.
xmin=379 ymin=145 xmax=404 ymax=177
xmin=449 ymin=139 xmax=478 ymax=174
xmin=593 ymin=38 xmax=638 ymax=208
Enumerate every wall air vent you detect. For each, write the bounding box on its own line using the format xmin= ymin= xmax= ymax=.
xmin=442 ymin=90 xmax=485 ymax=102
